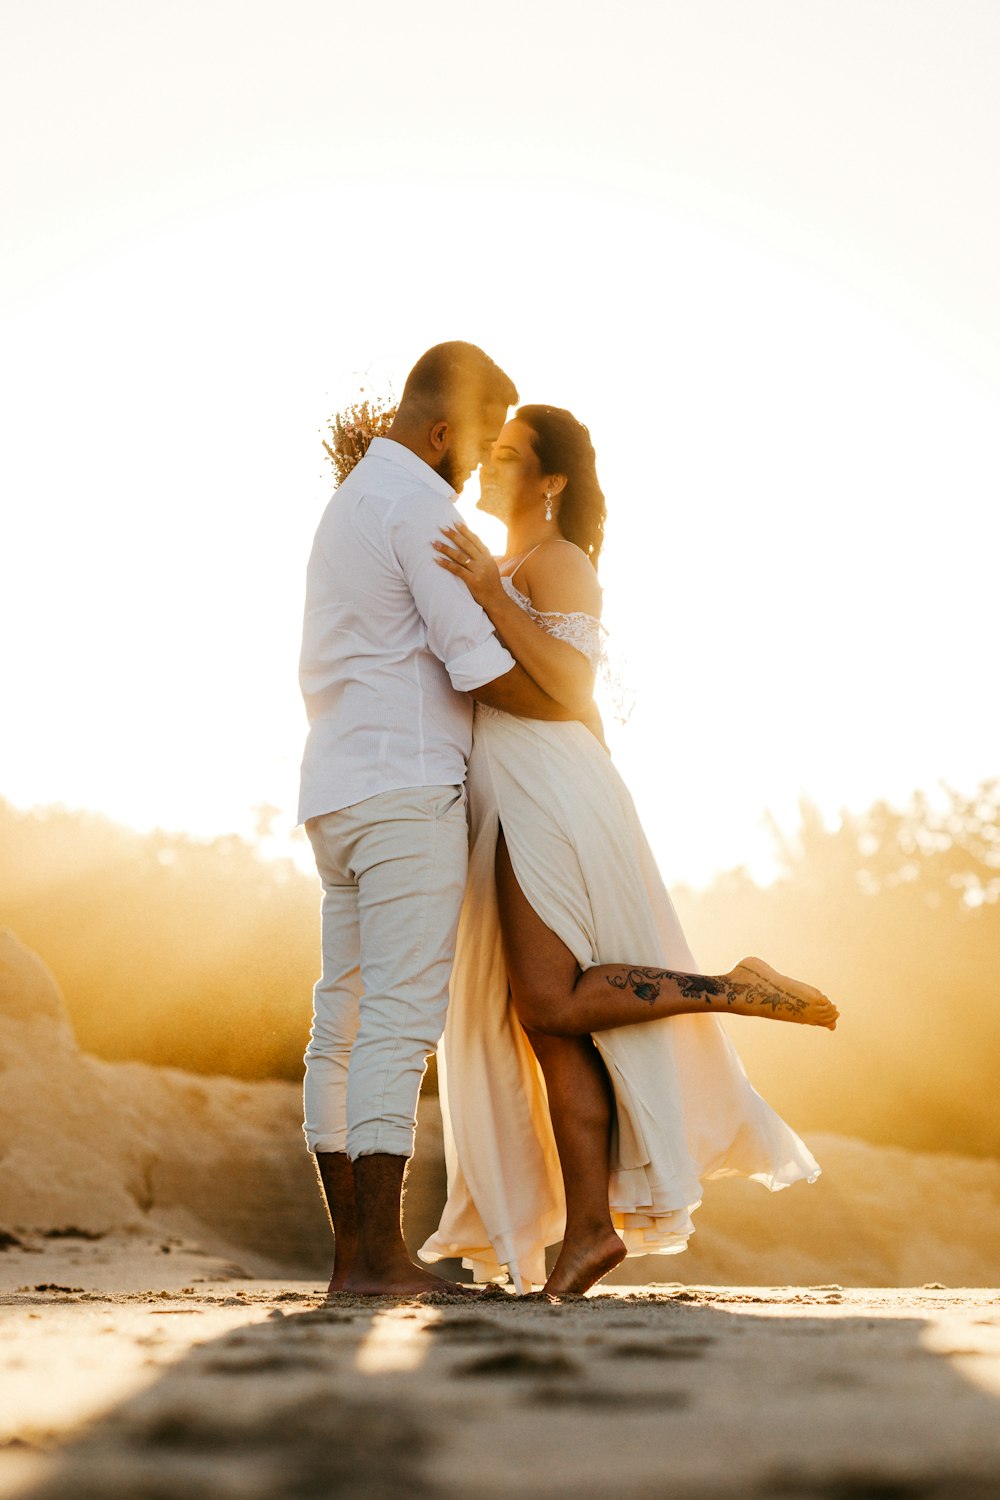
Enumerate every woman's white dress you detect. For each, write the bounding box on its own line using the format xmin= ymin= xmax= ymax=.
xmin=419 ymin=579 xmax=819 ymax=1293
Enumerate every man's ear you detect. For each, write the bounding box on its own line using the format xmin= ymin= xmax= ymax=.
xmin=429 ymin=420 xmax=449 ymax=453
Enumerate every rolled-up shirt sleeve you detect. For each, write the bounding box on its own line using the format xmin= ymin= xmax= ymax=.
xmin=387 ymin=493 xmax=516 ymax=691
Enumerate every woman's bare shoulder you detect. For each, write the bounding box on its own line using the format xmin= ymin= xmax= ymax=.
xmin=520 ymin=539 xmax=602 ymax=617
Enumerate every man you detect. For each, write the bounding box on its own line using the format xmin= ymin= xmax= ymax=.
xmin=298 ymin=342 xmax=577 ymax=1295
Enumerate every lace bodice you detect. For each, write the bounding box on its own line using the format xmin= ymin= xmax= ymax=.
xmin=500 ymin=575 xmax=605 ymax=669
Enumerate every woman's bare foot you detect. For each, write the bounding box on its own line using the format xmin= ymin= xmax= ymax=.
xmin=724 ymin=958 xmax=839 ymax=1029
xmin=543 ymin=1225 xmax=626 ymax=1296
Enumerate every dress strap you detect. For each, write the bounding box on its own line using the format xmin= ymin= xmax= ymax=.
xmin=502 ymin=541 xmax=546 ymax=587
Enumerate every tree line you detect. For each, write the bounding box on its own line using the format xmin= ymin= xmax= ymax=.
xmin=3 ymin=781 xmax=997 ymax=1158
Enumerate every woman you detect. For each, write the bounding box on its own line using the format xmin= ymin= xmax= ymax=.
xmin=419 ymin=404 xmax=838 ymax=1295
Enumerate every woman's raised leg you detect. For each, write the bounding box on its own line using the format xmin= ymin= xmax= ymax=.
xmin=495 ymin=838 xmax=839 ymax=1040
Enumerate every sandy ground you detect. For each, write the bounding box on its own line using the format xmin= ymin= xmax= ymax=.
xmin=2 ymin=1240 xmax=1000 ymax=1500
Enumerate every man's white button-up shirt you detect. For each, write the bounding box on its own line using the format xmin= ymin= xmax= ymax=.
xmin=297 ymin=437 xmax=516 ymax=823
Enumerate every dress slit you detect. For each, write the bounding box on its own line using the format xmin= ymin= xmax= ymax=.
xmin=419 ymin=704 xmax=820 ymax=1291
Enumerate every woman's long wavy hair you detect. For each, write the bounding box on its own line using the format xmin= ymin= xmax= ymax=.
xmin=516 ymin=405 xmax=606 ymax=568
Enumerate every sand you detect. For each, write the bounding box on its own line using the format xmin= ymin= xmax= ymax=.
xmin=2 ymin=1263 xmax=1000 ymax=1499
xmin=3 ymin=929 xmax=1000 ymax=1496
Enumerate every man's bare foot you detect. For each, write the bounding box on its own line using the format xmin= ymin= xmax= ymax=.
xmin=335 ymin=1260 xmax=479 ymax=1298
xmin=332 ymin=1153 xmax=480 ymax=1298
xmin=725 ymin=957 xmax=839 ymax=1029
xmin=325 ymin=1244 xmax=355 ymax=1295
xmin=543 ymin=1226 xmax=626 ymax=1297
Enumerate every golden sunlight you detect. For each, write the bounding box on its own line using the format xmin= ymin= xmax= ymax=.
xmin=3 ymin=5 xmax=1000 ymax=1492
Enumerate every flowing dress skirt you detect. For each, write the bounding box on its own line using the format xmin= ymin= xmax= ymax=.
xmin=419 ymin=707 xmax=820 ymax=1292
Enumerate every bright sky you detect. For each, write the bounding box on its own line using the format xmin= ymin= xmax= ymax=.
xmin=2 ymin=0 xmax=998 ymax=886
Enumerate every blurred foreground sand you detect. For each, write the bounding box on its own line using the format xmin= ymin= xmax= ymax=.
xmin=2 ymin=1257 xmax=1000 ymax=1500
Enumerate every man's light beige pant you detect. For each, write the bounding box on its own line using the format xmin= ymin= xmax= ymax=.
xmin=303 ymin=785 xmax=468 ymax=1161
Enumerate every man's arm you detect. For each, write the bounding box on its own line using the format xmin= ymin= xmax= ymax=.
xmin=388 ymin=493 xmax=602 ymax=737
xmin=472 ymin=665 xmax=607 ymax=744
xmin=436 ymin=528 xmax=600 ymax=715
xmin=471 ymin=663 xmax=575 ymax=720
xmin=389 ymin=492 xmax=516 ymax=686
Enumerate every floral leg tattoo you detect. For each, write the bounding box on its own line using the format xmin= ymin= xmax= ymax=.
xmin=605 ymin=965 xmax=809 ymax=1017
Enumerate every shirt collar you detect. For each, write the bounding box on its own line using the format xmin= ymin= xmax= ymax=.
xmin=367 ymin=437 xmax=455 ymax=500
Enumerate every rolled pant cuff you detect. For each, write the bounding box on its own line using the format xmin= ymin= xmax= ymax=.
xmin=305 ymin=1131 xmax=348 ymax=1155
xmin=348 ymin=1126 xmax=415 ymax=1161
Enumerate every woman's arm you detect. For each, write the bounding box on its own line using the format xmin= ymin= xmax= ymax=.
xmin=433 ymin=525 xmax=601 ymax=717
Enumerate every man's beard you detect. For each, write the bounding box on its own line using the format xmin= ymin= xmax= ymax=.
xmin=435 ymin=448 xmax=467 ymax=494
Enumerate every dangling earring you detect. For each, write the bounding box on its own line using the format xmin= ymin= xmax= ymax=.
xmin=544 ymin=493 xmax=553 ymax=522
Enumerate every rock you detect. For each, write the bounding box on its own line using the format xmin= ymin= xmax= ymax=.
xmin=0 ymin=929 xmax=77 ymax=1042
xmin=0 ymin=930 xmax=451 ymax=1277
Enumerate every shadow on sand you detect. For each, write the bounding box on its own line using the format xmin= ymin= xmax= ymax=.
xmin=8 ymin=1290 xmax=1000 ymax=1500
